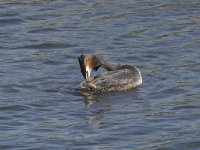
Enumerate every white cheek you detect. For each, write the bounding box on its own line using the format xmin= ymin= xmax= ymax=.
xmin=86 ymin=66 xmax=92 ymax=78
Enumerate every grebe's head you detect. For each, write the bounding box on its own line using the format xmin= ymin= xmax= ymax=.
xmin=78 ymin=54 xmax=102 ymax=79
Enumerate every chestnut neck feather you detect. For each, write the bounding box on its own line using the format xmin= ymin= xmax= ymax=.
xmin=88 ymin=56 xmax=135 ymax=71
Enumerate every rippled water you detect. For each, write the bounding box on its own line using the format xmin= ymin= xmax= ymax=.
xmin=0 ymin=0 xmax=200 ymax=149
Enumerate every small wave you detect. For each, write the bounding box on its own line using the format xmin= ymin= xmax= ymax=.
xmin=43 ymin=60 xmax=63 ymax=65
xmin=0 ymin=18 xmax=24 ymax=25
xmin=17 ymin=43 xmax=78 ymax=49
xmin=172 ymin=105 xmax=199 ymax=110
xmin=0 ymin=105 xmax=30 ymax=111
xmin=27 ymin=28 xmax=60 ymax=33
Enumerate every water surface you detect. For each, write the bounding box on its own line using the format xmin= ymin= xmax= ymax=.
xmin=0 ymin=0 xmax=200 ymax=149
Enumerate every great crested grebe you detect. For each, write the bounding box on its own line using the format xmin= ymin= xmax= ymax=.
xmin=78 ymin=54 xmax=142 ymax=92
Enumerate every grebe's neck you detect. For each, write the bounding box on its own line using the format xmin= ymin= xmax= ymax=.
xmin=101 ymin=60 xmax=136 ymax=71
xmin=101 ymin=60 xmax=122 ymax=71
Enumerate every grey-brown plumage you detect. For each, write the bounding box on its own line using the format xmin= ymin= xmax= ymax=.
xmin=78 ymin=55 xmax=142 ymax=92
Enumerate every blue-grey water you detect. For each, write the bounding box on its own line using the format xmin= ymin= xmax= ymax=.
xmin=0 ymin=0 xmax=200 ymax=149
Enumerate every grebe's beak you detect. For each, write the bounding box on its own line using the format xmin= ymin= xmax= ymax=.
xmin=78 ymin=54 xmax=87 ymax=79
